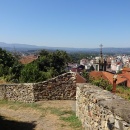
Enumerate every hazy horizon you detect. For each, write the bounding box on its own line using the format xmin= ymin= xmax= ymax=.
xmin=1 ymin=42 xmax=130 ymax=49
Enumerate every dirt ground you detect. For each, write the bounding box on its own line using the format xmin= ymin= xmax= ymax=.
xmin=0 ymin=100 xmax=80 ymax=130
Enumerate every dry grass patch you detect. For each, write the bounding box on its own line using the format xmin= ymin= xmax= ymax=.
xmin=0 ymin=100 xmax=83 ymax=130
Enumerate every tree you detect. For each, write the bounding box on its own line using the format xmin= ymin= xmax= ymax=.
xmin=39 ymin=49 xmax=50 ymax=56
xmin=51 ymin=50 xmax=71 ymax=74
xmin=0 ymin=48 xmax=72 ymax=83
xmin=20 ymin=63 xmax=40 ymax=83
xmin=37 ymin=50 xmax=71 ymax=75
xmin=82 ymin=70 xmax=90 ymax=81
xmin=0 ymin=48 xmax=16 ymax=76
xmin=0 ymin=48 xmax=15 ymax=67
xmin=8 ymin=61 xmax=23 ymax=82
xmin=0 ymin=48 xmax=24 ymax=82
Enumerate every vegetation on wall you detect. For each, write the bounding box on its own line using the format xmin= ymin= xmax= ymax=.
xmin=82 ymin=70 xmax=130 ymax=101
xmin=84 ymin=73 xmax=112 ymax=91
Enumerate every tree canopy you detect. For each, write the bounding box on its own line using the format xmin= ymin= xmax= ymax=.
xmin=0 ymin=48 xmax=71 ymax=83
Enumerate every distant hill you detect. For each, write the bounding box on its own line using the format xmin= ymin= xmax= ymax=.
xmin=0 ymin=42 xmax=130 ymax=54
xmin=0 ymin=42 xmax=39 ymax=49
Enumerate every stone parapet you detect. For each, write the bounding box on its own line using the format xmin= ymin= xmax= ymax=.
xmin=33 ymin=72 xmax=76 ymax=101
xmin=0 ymin=72 xmax=76 ymax=102
xmin=76 ymin=83 xmax=130 ymax=130
xmin=0 ymin=83 xmax=34 ymax=103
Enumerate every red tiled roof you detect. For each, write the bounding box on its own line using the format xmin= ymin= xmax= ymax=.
xmin=89 ymin=71 xmax=107 ymax=80
xmin=119 ymin=72 xmax=130 ymax=81
xmin=122 ymin=67 xmax=130 ymax=72
xmin=70 ymin=68 xmax=83 ymax=72
xmin=19 ymin=55 xmax=38 ymax=64
xmin=89 ymin=71 xmax=127 ymax=85
xmin=102 ymin=71 xmax=127 ymax=85
xmin=76 ymin=73 xmax=86 ymax=83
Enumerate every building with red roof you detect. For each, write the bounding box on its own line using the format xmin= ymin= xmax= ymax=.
xmin=90 ymin=71 xmax=127 ymax=86
xmin=19 ymin=55 xmax=38 ymax=64
xmin=76 ymin=73 xmax=86 ymax=83
xmin=119 ymin=72 xmax=130 ymax=87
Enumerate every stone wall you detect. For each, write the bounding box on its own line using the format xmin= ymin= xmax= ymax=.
xmin=1 ymin=73 xmax=130 ymax=130
xmin=33 ymin=72 xmax=76 ymax=101
xmin=0 ymin=83 xmax=35 ymax=103
xmin=76 ymin=83 xmax=130 ymax=130
xmin=0 ymin=72 xmax=76 ymax=102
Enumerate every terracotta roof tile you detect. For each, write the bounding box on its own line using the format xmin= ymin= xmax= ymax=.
xmin=19 ymin=55 xmax=38 ymax=64
xmin=119 ymin=72 xmax=130 ymax=81
xmin=89 ymin=71 xmax=107 ymax=80
xmin=102 ymin=71 xmax=127 ymax=85
xmin=76 ymin=73 xmax=86 ymax=83
xmin=122 ymin=67 xmax=130 ymax=72
xmin=89 ymin=71 xmax=127 ymax=85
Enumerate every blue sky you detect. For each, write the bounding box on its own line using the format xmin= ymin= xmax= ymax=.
xmin=0 ymin=0 xmax=130 ymax=48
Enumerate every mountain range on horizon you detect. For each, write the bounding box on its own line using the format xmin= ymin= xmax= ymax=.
xmin=0 ymin=42 xmax=130 ymax=54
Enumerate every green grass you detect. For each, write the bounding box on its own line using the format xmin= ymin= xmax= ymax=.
xmin=50 ymin=107 xmax=83 ymax=129
xmin=60 ymin=112 xmax=82 ymax=129
xmin=50 ymin=108 xmax=72 ymax=116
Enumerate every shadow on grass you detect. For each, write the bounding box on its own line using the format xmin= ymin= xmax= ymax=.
xmin=0 ymin=115 xmax=36 ymax=130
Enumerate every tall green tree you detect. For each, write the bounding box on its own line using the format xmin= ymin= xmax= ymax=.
xmin=0 ymin=48 xmax=23 ymax=82
xmin=0 ymin=48 xmax=15 ymax=67
xmin=20 ymin=63 xmax=40 ymax=83
xmin=0 ymin=48 xmax=16 ymax=76
xmin=19 ymin=50 xmax=71 ymax=82
xmin=0 ymin=48 xmax=71 ymax=83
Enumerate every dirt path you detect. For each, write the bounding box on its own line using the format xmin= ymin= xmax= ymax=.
xmin=0 ymin=100 xmax=80 ymax=130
